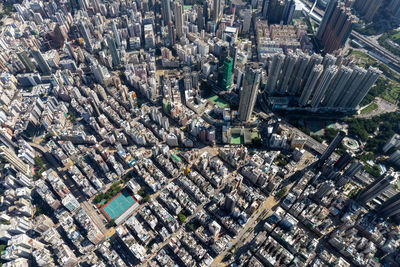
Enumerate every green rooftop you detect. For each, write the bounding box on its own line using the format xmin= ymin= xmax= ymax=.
xmin=230 ymin=134 xmax=244 ymax=145
xmin=171 ymin=152 xmax=182 ymax=163
xmin=208 ymin=95 xmax=228 ymax=108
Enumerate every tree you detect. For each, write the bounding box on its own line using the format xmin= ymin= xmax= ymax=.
xmin=178 ymin=213 xmax=186 ymax=224
xmin=187 ymin=223 xmax=195 ymax=231
xmin=141 ymin=194 xmax=150 ymax=203
xmin=138 ymin=187 xmax=146 ymax=197
xmin=275 ymin=187 xmax=287 ymax=200
xmin=324 ymin=128 xmax=339 ymax=143
xmin=107 ymin=219 xmax=116 ymax=228
xmin=69 ymin=113 xmax=77 ymax=123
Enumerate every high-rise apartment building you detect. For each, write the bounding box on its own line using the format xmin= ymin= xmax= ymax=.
xmin=174 ymin=2 xmax=184 ymax=38
xmin=0 ymin=146 xmax=31 ymax=176
xmin=31 ymin=49 xmax=51 ymax=75
xmin=287 ymin=52 xmax=310 ymax=95
xmin=354 ymin=0 xmax=382 ymax=22
xmin=322 ymin=66 xmax=353 ymax=107
xmin=266 ymin=53 xmax=285 ymax=94
xmin=265 ymin=52 xmax=380 ymax=110
xmin=161 ymin=0 xmax=172 ymax=24
xmin=299 ymin=64 xmax=323 ymax=106
xmin=348 ymin=67 xmax=381 ymax=109
xmin=238 ymin=64 xmax=261 ymax=122
xmin=78 ymin=20 xmax=93 ymax=50
xmin=337 ymin=66 xmax=367 ymax=108
xmin=377 ymin=193 xmax=400 ymax=219
xmin=213 ymin=0 xmax=222 ymax=24
xmin=310 ymin=65 xmax=337 ymax=108
xmin=318 ymin=131 xmax=346 ymax=165
xmin=317 ymin=0 xmax=356 ymax=53
xmin=107 ymin=37 xmax=120 ymax=67
xmin=276 ymin=52 xmax=297 ymax=94
xmin=262 ymin=0 xmax=295 ymax=24
xmin=17 ymin=51 xmax=36 ymax=73
xmin=357 ymin=171 xmax=397 ymax=204
xmin=388 ymin=0 xmax=400 ymax=17
xmin=220 ymin=57 xmax=233 ymax=91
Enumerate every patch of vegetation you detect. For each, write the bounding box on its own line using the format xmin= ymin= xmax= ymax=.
xmin=378 ymin=30 xmax=400 ymax=57
xmin=346 ymin=117 xmax=379 ymax=142
xmin=106 ymin=219 xmax=116 ymax=228
xmin=364 ymin=112 xmax=400 ymax=154
xmin=276 ymin=153 xmax=288 ymax=167
xmin=141 ymin=194 xmax=150 ymax=203
xmin=178 ymin=212 xmax=187 ymax=224
xmin=348 ymin=50 xmax=400 ymax=104
xmin=68 ymin=113 xmax=77 ymax=123
xmin=275 ymin=187 xmax=287 ymax=200
xmin=360 ymin=103 xmax=378 ymax=114
xmin=34 ymin=157 xmax=47 ymax=180
xmin=363 ymin=164 xmax=381 ymax=178
xmin=354 ymin=24 xmax=379 ymax=36
xmin=94 ymin=181 xmax=123 ymax=204
xmin=324 ymin=128 xmax=339 ymax=143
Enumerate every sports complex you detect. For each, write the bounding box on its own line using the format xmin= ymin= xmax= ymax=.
xmin=101 ymin=190 xmax=139 ymax=225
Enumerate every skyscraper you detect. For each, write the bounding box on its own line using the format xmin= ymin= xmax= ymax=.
xmin=277 ymin=52 xmax=297 ymax=94
xmin=299 ymin=64 xmax=323 ymax=107
xmin=238 ymin=63 xmax=261 ymax=122
xmin=322 ymin=66 xmax=353 ymax=107
xmin=354 ymin=0 xmax=382 ymax=22
xmin=17 ymin=51 xmax=35 ymax=73
xmin=357 ymin=171 xmax=397 ymax=204
xmin=262 ymin=0 xmax=270 ymax=18
xmin=343 ymin=161 xmax=363 ymax=177
xmin=107 ymin=37 xmax=120 ymax=67
xmin=315 ymin=181 xmax=335 ymax=199
xmin=337 ymin=66 xmax=367 ymax=108
xmin=317 ymin=1 xmax=356 ymax=53
xmin=78 ymin=20 xmax=93 ymax=50
xmin=310 ymin=65 xmax=337 ymax=108
xmin=111 ymin=20 xmax=121 ymax=48
xmin=334 ymin=152 xmax=352 ymax=171
xmin=266 ymin=53 xmax=285 ymax=94
xmin=213 ymin=0 xmax=222 ymax=24
xmin=31 ymin=49 xmax=51 ymax=75
xmin=377 ymin=193 xmax=400 ymax=219
xmin=318 ymin=130 xmax=346 ymax=165
xmin=263 ymin=0 xmax=295 ymax=24
xmin=174 ymin=2 xmax=184 ymax=38
xmin=220 ymin=57 xmax=233 ymax=91
xmin=161 ymin=0 xmax=172 ymax=24
xmin=287 ymin=52 xmax=310 ymax=95
xmin=301 ymin=54 xmax=323 ymax=90
xmin=348 ymin=67 xmax=381 ymax=109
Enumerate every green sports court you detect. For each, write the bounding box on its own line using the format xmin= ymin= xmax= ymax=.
xmin=101 ymin=191 xmax=137 ymax=220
